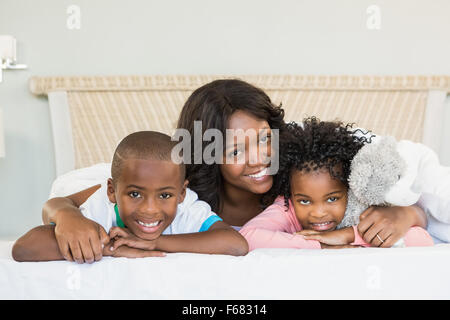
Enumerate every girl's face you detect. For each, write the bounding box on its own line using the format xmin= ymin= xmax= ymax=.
xmin=220 ymin=110 xmax=274 ymax=195
xmin=290 ymin=168 xmax=348 ymax=232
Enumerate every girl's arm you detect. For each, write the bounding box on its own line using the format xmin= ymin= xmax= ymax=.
xmin=42 ymin=185 xmax=110 ymax=263
xmin=238 ymin=203 xmax=321 ymax=250
xmin=240 ymin=227 xmax=321 ymax=250
xmin=357 ymin=204 xmax=427 ymax=247
xmin=109 ymin=221 xmax=249 ymax=256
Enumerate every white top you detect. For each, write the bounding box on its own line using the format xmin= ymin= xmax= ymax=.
xmin=49 ymin=163 xmax=222 ymax=234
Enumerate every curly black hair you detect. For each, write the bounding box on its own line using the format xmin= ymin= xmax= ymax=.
xmin=270 ymin=117 xmax=373 ymax=209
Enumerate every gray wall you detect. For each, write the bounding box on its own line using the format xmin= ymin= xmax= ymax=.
xmin=1 ymin=0 xmax=449 ymax=239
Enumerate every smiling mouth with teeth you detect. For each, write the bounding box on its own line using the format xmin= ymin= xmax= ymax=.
xmin=137 ymin=220 xmax=161 ymax=228
xmin=310 ymin=221 xmax=335 ymax=231
xmin=247 ymin=167 xmax=268 ymax=179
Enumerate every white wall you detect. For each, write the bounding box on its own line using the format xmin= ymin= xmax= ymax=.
xmin=0 ymin=0 xmax=449 ymax=238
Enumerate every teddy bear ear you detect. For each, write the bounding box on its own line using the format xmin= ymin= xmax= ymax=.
xmin=348 ymin=136 xmax=405 ymax=206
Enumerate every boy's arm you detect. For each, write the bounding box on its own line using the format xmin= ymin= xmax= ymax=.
xmin=109 ymin=221 xmax=249 ymax=256
xmin=12 ymin=225 xmax=65 ymax=262
xmin=41 ymin=184 xmax=109 ymax=263
xmin=156 ymin=221 xmax=248 ymax=256
xmin=12 ymin=225 xmax=165 ymax=262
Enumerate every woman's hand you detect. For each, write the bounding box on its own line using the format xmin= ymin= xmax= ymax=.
xmin=357 ymin=205 xmax=426 ymax=247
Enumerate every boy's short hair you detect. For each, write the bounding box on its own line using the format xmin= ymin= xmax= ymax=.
xmin=111 ymin=131 xmax=185 ymax=184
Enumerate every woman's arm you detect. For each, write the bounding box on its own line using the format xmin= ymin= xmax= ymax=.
xmin=42 ymin=184 xmax=101 ymax=223
xmin=41 ymin=184 xmax=110 ymax=263
xmin=357 ymin=204 xmax=427 ymax=247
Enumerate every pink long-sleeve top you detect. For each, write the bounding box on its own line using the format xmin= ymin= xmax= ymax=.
xmin=239 ymin=196 xmax=434 ymax=251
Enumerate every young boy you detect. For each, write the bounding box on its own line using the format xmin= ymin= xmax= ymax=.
xmin=13 ymin=131 xmax=248 ymax=262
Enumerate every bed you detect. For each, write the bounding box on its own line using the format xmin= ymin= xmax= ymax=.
xmin=1 ymin=75 xmax=450 ymax=299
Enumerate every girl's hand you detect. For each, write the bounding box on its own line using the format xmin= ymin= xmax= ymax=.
xmin=108 ymin=227 xmax=159 ymax=252
xmin=296 ymin=227 xmax=354 ymax=246
xmin=357 ymin=205 xmax=426 ymax=248
xmin=320 ymin=244 xmax=362 ymax=249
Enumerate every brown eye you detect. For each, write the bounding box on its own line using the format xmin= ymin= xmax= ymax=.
xmin=129 ymin=191 xmax=141 ymax=198
xmin=229 ymin=149 xmax=242 ymax=158
xmin=259 ymin=134 xmax=271 ymax=143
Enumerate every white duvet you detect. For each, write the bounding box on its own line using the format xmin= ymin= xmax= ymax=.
xmin=2 ymin=163 xmax=450 ymax=299
xmin=1 ymin=240 xmax=450 ymax=299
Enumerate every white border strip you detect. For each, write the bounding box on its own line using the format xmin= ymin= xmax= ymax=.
xmin=48 ymin=91 xmax=75 ymax=176
xmin=0 ymin=108 xmax=5 ymax=158
xmin=422 ymin=90 xmax=447 ymax=153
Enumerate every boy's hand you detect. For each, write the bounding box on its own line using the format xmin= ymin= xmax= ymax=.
xmin=54 ymin=210 xmax=110 ymax=263
xmin=103 ymin=242 xmax=166 ymax=258
xmin=357 ymin=205 xmax=425 ymax=247
xmin=296 ymin=227 xmax=355 ymax=246
xmin=105 ymin=227 xmax=165 ymax=258
xmin=108 ymin=227 xmax=160 ymax=252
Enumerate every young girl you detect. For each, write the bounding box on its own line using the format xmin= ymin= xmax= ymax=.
xmin=43 ymin=80 xmax=428 ymax=262
xmin=239 ymin=118 xmax=433 ymax=250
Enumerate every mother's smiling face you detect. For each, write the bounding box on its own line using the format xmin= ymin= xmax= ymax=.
xmin=176 ymin=78 xmax=285 ymax=215
xmin=220 ymin=110 xmax=274 ymax=195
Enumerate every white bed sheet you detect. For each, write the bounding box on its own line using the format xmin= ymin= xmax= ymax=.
xmin=2 ymin=240 xmax=450 ymax=299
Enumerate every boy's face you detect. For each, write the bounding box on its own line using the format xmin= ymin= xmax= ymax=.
xmin=107 ymin=158 xmax=188 ymax=241
xmin=290 ymin=168 xmax=348 ymax=232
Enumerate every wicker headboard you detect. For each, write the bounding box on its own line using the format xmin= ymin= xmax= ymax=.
xmin=29 ymin=75 xmax=450 ymax=176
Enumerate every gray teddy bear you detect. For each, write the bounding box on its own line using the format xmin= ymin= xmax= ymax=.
xmin=337 ymin=136 xmax=407 ymax=229
xmin=337 ymin=134 xmax=450 ymax=237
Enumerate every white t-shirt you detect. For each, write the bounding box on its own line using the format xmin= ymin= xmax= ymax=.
xmin=49 ymin=163 xmax=222 ymax=234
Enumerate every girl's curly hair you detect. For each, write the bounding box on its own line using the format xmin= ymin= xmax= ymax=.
xmin=269 ymin=117 xmax=373 ymax=209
